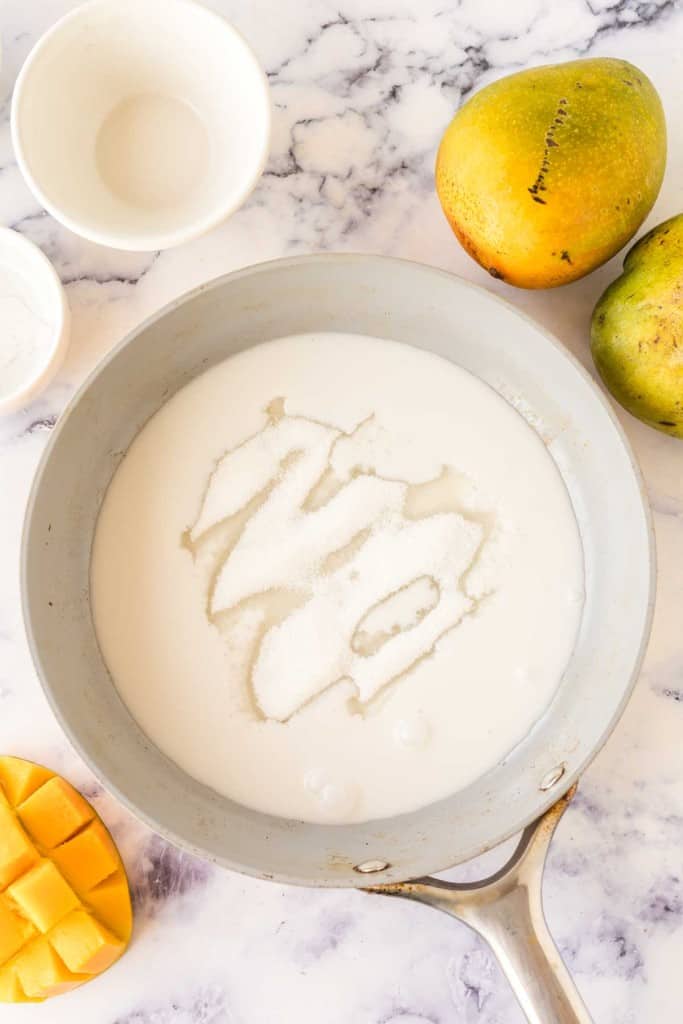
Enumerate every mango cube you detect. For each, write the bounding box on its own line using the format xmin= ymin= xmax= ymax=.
xmin=52 ymin=820 xmax=119 ymax=894
xmin=0 ymin=967 xmax=36 ymax=1003
xmin=49 ymin=910 xmax=124 ymax=974
xmin=0 ymin=758 xmax=52 ymax=807
xmin=0 ymin=894 xmax=37 ymax=962
xmin=0 ymin=804 xmax=39 ymax=890
xmin=8 ymin=860 xmax=80 ymax=933
xmin=85 ymin=871 xmax=133 ymax=941
xmin=17 ymin=776 xmax=93 ymax=848
xmin=12 ymin=937 xmax=86 ymax=999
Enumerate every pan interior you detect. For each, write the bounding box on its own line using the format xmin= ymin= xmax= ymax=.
xmin=22 ymin=256 xmax=653 ymax=887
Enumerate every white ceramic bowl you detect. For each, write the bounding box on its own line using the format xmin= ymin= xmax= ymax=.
xmin=0 ymin=228 xmax=70 ymax=416
xmin=11 ymin=0 xmax=271 ymax=251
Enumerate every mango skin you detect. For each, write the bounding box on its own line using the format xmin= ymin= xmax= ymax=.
xmin=436 ymin=58 xmax=666 ymax=288
xmin=591 ymin=214 xmax=683 ymax=438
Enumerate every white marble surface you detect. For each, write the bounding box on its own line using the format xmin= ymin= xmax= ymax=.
xmin=1 ymin=0 xmax=682 ymax=1020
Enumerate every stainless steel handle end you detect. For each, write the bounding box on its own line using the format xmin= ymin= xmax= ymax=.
xmin=372 ymin=787 xmax=592 ymax=1024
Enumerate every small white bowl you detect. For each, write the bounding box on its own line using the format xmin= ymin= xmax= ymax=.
xmin=0 ymin=228 xmax=70 ymax=416
xmin=11 ymin=0 xmax=271 ymax=252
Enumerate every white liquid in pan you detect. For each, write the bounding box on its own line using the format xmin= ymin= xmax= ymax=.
xmin=91 ymin=333 xmax=584 ymax=824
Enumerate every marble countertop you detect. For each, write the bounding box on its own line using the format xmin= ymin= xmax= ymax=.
xmin=1 ymin=1 xmax=682 ymax=1021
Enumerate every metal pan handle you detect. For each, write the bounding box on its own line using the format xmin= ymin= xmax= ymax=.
xmin=372 ymin=787 xmax=592 ymax=1024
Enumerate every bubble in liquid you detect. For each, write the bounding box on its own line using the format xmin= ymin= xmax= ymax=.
xmin=393 ymin=715 xmax=431 ymax=750
xmin=304 ymin=771 xmax=358 ymax=818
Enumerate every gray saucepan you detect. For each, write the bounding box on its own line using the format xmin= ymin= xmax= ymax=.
xmin=22 ymin=255 xmax=654 ymax=1024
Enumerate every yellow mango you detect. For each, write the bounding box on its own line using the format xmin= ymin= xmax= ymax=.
xmin=0 ymin=757 xmax=52 ymax=806
xmin=85 ymin=871 xmax=133 ymax=941
xmin=50 ymin=910 xmax=123 ymax=974
xmin=8 ymin=861 xmax=81 ymax=933
xmin=52 ymin=819 xmax=120 ymax=894
xmin=17 ymin=776 xmax=93 ymax=848
xmin=436 ymin=58 xmax=666 ymax=288
xmin=0 ymin=756 xmax=132 ymax=1002
xmin=0 ymin=966 xmax=38 ymax=1003
xmin=12 ymin=937 xmax=87 ymax=999
xmin=0 ymin=804 xmax=39 ymax=890
xmin=0 ymin=896 xmax=36 ymax=962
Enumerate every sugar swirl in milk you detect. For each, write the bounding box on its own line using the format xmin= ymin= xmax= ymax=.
xmin=91 ymin=333 xmax=584 ymax=824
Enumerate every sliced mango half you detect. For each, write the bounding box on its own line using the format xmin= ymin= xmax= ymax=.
xmin=0 ymin=756 xmax=132 ymax=1002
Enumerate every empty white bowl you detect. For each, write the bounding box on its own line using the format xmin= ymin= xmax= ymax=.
xmin=0 ymin=228 xmax=70 ymax=415
xmin=11 ymin=0 xmax=271 ymax=251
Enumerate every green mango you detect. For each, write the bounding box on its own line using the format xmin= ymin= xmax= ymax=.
xmin=591 ymin=214 xmax=683 ymax=438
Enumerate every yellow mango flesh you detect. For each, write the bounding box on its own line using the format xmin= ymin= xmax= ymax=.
xmin=0 ymin=761 xmax=52 ymax=807
xmin=436 ymin=58 xmax=666 ymax=288
xmin=12 ymin=937 xmax=88 ymax=998
xmin=17 ymin=776 xmax=94 ymax=848
xmin=50 ymin=910 xmax=123 ymax=974
xmin=0 ymin=756 xmax=132 ymax=1002
xmin=84 ymin=874 xmax=133 ymax=940
xmin=51 ymin=820 xmax=121 ymax=894
xmin=0 ymin=805 xmax=39 ymax=890
xmin=0 ymin=965 xmax=39 ymax=1003
xmin=8 ymin=861 xmax=81 ymax=934
xmin=0 ymin=896 xmax=36 ymax=962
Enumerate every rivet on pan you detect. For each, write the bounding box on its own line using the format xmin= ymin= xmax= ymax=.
xmin=540 ymin=764 xmax=566 ymax=791
xmin=354 ymin=859 xmax=390 ymax=874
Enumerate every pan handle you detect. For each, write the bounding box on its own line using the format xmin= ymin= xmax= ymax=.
xmin=371 ymin=786 xmax=592 ymax=1024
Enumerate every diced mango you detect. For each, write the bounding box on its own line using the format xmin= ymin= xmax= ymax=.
xmin=0 ymin=894 xmax=36 ymax=961
xmin=8 ymin=861 xmax=80 ymax=933
xmin=0 ymin=804 xmax=39 ymax=890
xmin=52 ymin=820 xmax=119 ymax=894
xmin=0 ymin=966 xmax=38 ymax=1003
xmin=0 ymin=757 xmax=132 ymax=1002
xmin=0 ymin=757 xmax=53 ymax=807
xmin=17 ymin=776 xmax=94 ymax=848
xmin=49 ymin=910 xmax=124 ymax=974
xmin=84 ymin=870 xmax=133 ymax=941
xmin=13 ymin=936 xmax=87 ymax=998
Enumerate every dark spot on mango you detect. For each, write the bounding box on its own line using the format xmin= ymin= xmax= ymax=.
xmin=488 ymin=266 xmax=504 ymax=279
xmin=659 ymin=421 xmax=676 ymax=427
xmin=560 ymin=250 xmax=573 ymax=264
xmin=531 ymin=195 xmax=546 ymax=205
xmin=623 ymin=80 xmax=633 ymax=87
xmin=597 ymin=312 xmax=606 ymax=326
